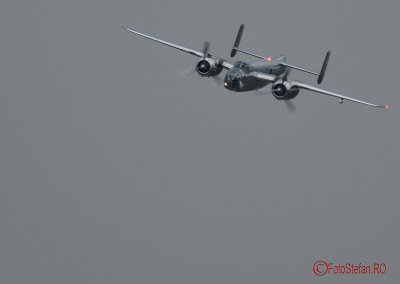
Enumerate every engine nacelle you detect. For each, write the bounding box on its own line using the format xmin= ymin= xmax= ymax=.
xmin=272 ymin=79 xmax=300 ymax=100
xmin=196 ymin=58 xmax=223 ymax=77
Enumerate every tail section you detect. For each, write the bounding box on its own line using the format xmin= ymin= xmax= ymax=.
xmin=317 ymin=51 xmax=330 ymax=84
xmin=231 ymin=24 xmax=244 ymax=57
xmin=230 ymin=23 xmax=331 ymax=84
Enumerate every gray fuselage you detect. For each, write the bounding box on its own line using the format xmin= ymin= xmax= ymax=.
xmin=224 ymin=55 xmax=286 ymax=92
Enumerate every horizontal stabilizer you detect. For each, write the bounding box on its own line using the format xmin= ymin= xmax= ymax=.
xmin=279 ymin=62 xmax=318 ymax=76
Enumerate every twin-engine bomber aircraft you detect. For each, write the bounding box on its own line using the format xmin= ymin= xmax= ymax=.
xmin=121 ymin=24 xmax=388 ymax=109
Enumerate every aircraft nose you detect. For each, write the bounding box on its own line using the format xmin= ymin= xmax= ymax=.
xmin=224 ymin=78 xmax=238 ymax=90
xmin=224 ymin=79 xmax=230 ymax=89
xmin=224 ymin=80 xmax=232 ymax=90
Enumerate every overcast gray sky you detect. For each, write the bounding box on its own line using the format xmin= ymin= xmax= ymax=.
xmin=0 ymin=0 xmax=399 ymax=283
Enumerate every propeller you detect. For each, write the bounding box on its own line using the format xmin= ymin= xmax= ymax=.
xmin=280 ymin=67 xmax=297 ymax=112
xmin=179 ymin=67 xmax=223 ymax=85
xmin=282 ymin=67 xmax=291 ymax=81
xmin=179 ymin=68 xmax=196 ymax=78
xmin=180 ymin=41 xmax=223 ymax=84
xmin=284 ymin=100 xmax=297 ymax=113
xmin=202 ymin=41 xmax=210 ymax=60
xmin=180 ymin=41 xmax=210 ymax=77
xmin=212 ymin=76 xmax=223 ymax=86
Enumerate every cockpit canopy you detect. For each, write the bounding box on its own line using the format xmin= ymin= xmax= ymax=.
xmin=232 ymin=61 xmax=250 ymax=73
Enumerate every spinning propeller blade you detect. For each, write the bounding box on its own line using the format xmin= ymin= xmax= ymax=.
xmin=202 ymin=41 xmax=210 ymax=60
xmin=179 ymin=68 xmax=196 ymax=78
xmin=284 ymin=100 xmax=297 ymax=113
xmin=282 ymin=67 xmax=291 ymax=81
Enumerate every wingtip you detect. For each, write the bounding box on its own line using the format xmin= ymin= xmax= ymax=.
xmin=121 ymin=25 xmax=130 ymax=31
xmin=375 ymin=104 xmax=389 ymax=109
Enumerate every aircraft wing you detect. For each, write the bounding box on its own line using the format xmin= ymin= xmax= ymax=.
xmin=121 ymin=26 xmax=233 ymax=70
xmin=248 ymin=72 xmax=387 ymax=108
xmin=292 ymin=81 xmax=388 ymax=108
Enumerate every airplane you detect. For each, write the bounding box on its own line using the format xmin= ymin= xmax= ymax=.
xmin=121 ymin=24 xmax=388 ymax=110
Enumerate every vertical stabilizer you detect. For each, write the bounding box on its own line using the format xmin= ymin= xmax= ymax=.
xmin=317 ymin=51 xmax=330 ymax=84
xmin=231 ymin=24 xmax=244 ymax=57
